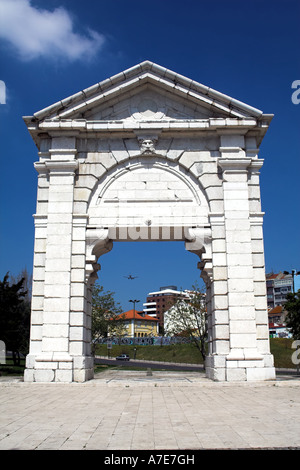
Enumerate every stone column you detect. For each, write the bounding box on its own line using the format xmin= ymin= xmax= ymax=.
xmin=69 ymin=214 xmax=94 ymax=382
xmin=25 ymin=137 xmax=79 ymax=382
xmin=248 ymin=160 xmax=275 ymax=374
xmin=205 ymin=213 xmax=230 ymax=381
xmin=217 ymin=143 xmax=275 ymax=381
xmin=24 ymin=162 xmax=49 ymax=377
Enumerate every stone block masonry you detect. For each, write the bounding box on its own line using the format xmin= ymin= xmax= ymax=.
xmin=23 ymin=61 xmax=275 ymax=382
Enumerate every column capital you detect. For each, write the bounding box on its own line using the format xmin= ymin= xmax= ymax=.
xmin=218 ymin=157 xmax=251 ymax=172
xmin=45 ymin=160 xmax=78 ymax=174
xmin=34 ymin=161 xmax=48 ymax=174
xmin=248 ymin=159 xmax=264 ymax=173
xmin=35 ymin=160 xmax=79 ymax=175
xmin=218 ymin=157 xmax=253 ymax=182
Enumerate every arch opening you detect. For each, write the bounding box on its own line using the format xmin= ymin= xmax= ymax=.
xmin=87 ymin=239 xmax=208 ymax=365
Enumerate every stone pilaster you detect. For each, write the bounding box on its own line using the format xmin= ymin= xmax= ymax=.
xmin=24 ymin=162 xmax=48 ymax=381
xmin=205 ymin=213 xmax=229 ymax=381
xmin=70 ymin=214 xmax=94 ymax=382
xmin=25 ymin=138 xmax=79 ymax=382
xmin=217 ymin=153 xmax=275 ymax=381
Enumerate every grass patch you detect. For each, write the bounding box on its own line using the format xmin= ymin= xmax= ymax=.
xmin=270 ymin=338 xmax=297 ymax=369
xmin=0 ymin=358 xmax=25 ymax=376
xmin=95 ymin=343 xmax=204 ymax=365
xmin=94 ymin=364 xmax=117 ymax=374
xmin=96 ymin=338 xmax=299 ymax=369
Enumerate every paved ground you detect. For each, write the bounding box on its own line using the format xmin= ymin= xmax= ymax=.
xmin=0 ymin=370 xmax=300 ymax=450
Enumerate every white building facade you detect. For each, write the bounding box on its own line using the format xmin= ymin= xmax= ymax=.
xmin=24 ymin=61 xmax=275 ymax=382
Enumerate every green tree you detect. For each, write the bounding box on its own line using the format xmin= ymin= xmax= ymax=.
xmin=10 ymin=268 xmax=32 ymax=303
xmin=164 ymin=284 xmax=207 ymax=365
xmin=285 ymin=289 xmax=300 ymax=340
xmin=91 ymin=283 xmax=123 ymax=353
xmin=0 ymin=273 xmax=31 ymax=365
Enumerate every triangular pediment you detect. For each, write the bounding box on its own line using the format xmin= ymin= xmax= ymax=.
xmin=24 ymin=61 xmax=273 ymax=149
xmin=29 ymin=61 xmax=265 ymax=122
xmin=82 ymin=84 xmax=221 ymax=121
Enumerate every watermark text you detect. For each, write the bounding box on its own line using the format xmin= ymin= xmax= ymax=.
xmin=291 ymin=340 xmax=300 ymax=365
xmin=291 ymin=80 xmax=300 ymax=104
xmin=0 ymin=340 xmax=6 ymax=364
xmin=0 ymin=81 xmax=6 ymax=105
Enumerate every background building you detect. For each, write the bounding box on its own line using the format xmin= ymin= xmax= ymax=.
xmin=266 ymin=272 xmax=293 ymax=309
xmin=268 ymin=305 xmax=291 ymax=338
xmin=112 ymin=309 xmax=159 ymax=338
xmin=266 ymin=271 xmax=300 ymax=337
xmin=143 ymin=286 xmax=189 ymax=332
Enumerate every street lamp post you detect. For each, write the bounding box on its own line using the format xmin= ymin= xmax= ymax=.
xmin=129 ymin=299 xmax=140 ymax=344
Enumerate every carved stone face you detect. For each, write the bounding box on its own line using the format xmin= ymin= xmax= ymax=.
xmin=139 ymin=139 xmax=156 ymax=154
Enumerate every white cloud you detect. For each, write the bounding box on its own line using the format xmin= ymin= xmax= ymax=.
xmin=0 ymin=0 xmax=105 ymax=61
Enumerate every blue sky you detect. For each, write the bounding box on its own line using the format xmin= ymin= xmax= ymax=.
xmin=0 ymin=0 xmax=299 ymax=311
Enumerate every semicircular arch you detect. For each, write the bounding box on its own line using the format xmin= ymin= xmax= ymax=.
xmin=87 ymin=155 xmax=210 ymax=237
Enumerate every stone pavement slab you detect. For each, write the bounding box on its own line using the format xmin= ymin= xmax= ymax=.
xmin=0 ymin=371 xmax=299 ymax=450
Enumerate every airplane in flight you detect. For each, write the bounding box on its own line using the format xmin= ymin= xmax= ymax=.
xmin=124 ymin=274 xmax=138 ymax=280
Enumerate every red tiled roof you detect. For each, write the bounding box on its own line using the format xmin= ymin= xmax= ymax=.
xmin=266 ymin=272 xmax=288 ymax=280
xmin=269 ymin=322 xmax=285 ymax=329
xmin=115 ymin=309 xmax=158 ymax=321
xmin=268 ymin=306 xmax=283 ymax=315
xmin=267 ymin=273 xmax=278 ymax=279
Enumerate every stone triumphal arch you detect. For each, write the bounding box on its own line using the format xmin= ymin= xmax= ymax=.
xmin=24 ymin=61 xmax=275 ymax=382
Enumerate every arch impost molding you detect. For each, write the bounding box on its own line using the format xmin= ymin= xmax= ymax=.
xmin=185 ymin=227 xmax=212 ymax=259
xmin=85 ymin=227 xmax=113 ymax=282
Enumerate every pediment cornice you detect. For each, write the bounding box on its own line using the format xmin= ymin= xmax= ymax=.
xmin=23 ymin=61 xmax=273 ymax=148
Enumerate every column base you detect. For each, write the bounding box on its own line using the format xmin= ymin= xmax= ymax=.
xmin=24 ymin=354 xmax=94 ymax=383
xmin=205 ymin=353 xmax=276 ymax=382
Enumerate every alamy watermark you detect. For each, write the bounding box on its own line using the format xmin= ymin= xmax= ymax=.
xmin=0 ymin=80 xmax=6 ymax=105
xmin=291 ymin=340 xmax=300 ymax=366
xmin=291 ymin=80 xmax=300 ymax=104
xmin=107 ymin=223 xmax=209 ymax=251
xmin=0 ymin=341 xmax=6 ymax=364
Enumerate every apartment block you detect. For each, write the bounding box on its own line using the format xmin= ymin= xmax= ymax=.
xmin=143 ymin=286 xmax=189 ymax=332
xmin=266 ymin=272 xmax=293 ymax=309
